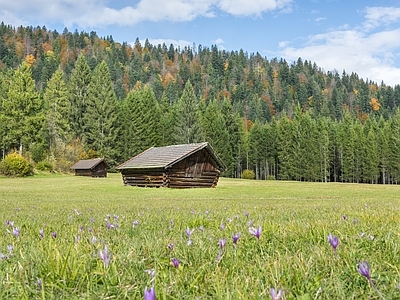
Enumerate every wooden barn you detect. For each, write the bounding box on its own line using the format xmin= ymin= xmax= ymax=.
xmin=116 ymin=142 xmax=225 ymax=188
xmin=70 ymin=158 xmax=107 ymax=177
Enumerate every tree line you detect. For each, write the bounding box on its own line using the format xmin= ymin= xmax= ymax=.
xmin=0 ymin=23 xmax=399 ymax=183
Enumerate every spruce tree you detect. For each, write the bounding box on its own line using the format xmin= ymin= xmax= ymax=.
xmin=83 ymin=61 xmax=119 ymax=166
xmin=68 ymin=54 xmax=91 ymax=138
xmin=200 ymin=100 xmax=231 ymax=175
xmin=1 ymin=62 xmax=44 ymax=154
xmin=43 ymin=68 xmax=70 ymax=155
xmin=174 ymin=80 xmax=201 ymax=144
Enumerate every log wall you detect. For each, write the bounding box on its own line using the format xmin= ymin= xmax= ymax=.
xmin=120 ymin=149 xmax=221 ymax=188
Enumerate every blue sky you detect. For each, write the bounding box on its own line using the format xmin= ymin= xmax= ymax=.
xmin=1 ymin=0 xmax=400 ymax=86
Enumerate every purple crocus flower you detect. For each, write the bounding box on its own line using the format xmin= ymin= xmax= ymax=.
xmin=232 ymin=233 xmax=241 ymax=245
xmin=167 ymin=243 xmax=174 ymax=251
xmin=144 ymin=286 xmax=156 ymax=300
xmin=0 ymin=253 xmax=6 ymax=260
xmin=12 ymin=227 xmax=19 ymax=238
xmin=220 ymin=223 xmax=225 ymax=230
xmin=51 ymin=231 xmax=57 ymax=238
xmin=327 ymin=234 xmax=339 ymax=252
xmin=270 ymin=288 xmax=282 ymax=300
xmin=343 ymin=214 xmax=347 ymax=220
xmin=133 ymin=220 xmax=139 ymax=227
xmin=248 ymin=220 xmax=253 ymax=227
xmin=7 ymin=245 xmax=13 ymax=256
xmin=199 ymin=225 xmax=204 ymax=232
xmin=38 ymin=229 xmax=44 ymax=239
xmin=171 ymin=258 xmax=180 ymax=268
xmin=357 ymin=260 xmax=384 ymax=299
xmin=145 ymin=269 xmax=156 ymax=280
xmin=249 ymin=226 xmax=262 ymax=240
xmin=357 ymin=261 xmax=371 ymax=280
xmin=218 ymin=238 xmax=226 ymax=249
xmin=185 ymin=227 xmax=194 ymax=239
xmin=98 ymin=245 xmax=112 ymax=268
xmin=244 ymin=210 xmax=249 ymax=218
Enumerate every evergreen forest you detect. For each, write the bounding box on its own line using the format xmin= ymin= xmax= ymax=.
xmin=0 ymin=23 xmax=399 ymax=184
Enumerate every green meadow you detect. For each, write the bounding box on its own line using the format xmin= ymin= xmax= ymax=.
xmin=0 ymin=174 xmax=399 ymax=299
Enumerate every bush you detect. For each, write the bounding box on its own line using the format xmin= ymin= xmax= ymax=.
xmin=36 ymin=160 xmax=53 ymax=172
xmin=0 ymin=152 xmax=34 ymax=177
xmin=241 ymin=169 xmax=255 ymax=180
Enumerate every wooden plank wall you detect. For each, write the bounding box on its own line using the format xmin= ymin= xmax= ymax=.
xmin=120 ymin=150 xmax=221 ymax=188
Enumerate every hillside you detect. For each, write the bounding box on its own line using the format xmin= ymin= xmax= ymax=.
xmin=0 ymin=23 xmax=399 ymax=184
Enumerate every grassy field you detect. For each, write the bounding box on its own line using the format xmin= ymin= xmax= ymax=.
xmin=0 ymin=173 xmax=399 ymax=299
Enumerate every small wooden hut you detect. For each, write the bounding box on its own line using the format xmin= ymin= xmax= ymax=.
xmin=116 ymin=142 xmax=225 ymax=188
xmin=70 ymin=158 xmax=107 ymax=177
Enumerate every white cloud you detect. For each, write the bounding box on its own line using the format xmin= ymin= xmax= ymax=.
xmin=363 ymin=6 xmax=400 ymax=30
xmin=279 ymin=27 xmax=400 ymax=86
xmin=217 ymin=0 xmax=292 ymax=17
xmin=0 ymin=0 xmax=292 ymax=29
xmin=0 ymin=9 xmax=28 ymax=27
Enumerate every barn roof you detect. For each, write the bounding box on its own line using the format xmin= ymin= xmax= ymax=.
xmin=116 ymin=142 xmax=225 ymax=171
xmin=70 ymin=158 xmax=105 ymax=170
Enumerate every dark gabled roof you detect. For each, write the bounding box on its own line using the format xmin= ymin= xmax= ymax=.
xmin=116 ymin=142 xmax=225 ymax=171
xmin=70 ymin=158 xmax=105 ymax=170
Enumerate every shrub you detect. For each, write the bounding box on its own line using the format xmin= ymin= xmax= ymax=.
xmin=0 ymin=152 xmax=34 ymax=177
xmin=241 ymin=169 xmax=255 ymax=180
xmin=36 ymin=160 xmax=53 ymax=172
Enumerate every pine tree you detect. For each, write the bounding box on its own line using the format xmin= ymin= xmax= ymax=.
xmin=174 ymin=80 xmax=201 ymax=144
xmin=122 ymin=85 xmax=161 ymax=158
xmin=1 ymin=62 xmax=44 ymax=154
xmin=43 ymin=68 xmax=70 ymax=155
xmin=200 ymin=100 xmax=231 ymax=176
xmin=68 ymin=54 xmax=91 ymax=138
xmin=83 ymin=61 xmax=119 ymax=166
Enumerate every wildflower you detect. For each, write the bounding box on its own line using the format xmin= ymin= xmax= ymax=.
xmin=215 ymin=250 xmax=223 ymax=263
xmin=12 ymin=227 xmax=19 ymax=238
xmin=218 ymin=238 xmax=226 ymax=250
xmin=357 ymin=261 xmax=371 ymax=280
xmin=199 ymin=225 xmax=204 ymax=232
xmin=232 ymin=233 xmax=241 ymax=245
xmin=51 ymin=232 xmax=57 ymax=238
xmin=106 ymin=222 xmax=114 ymax=229
xmin=37 ymin=278 xmax=43 ymax=287
xmin=145 ymin=269 xmax=155 ymax=279
xmin=171 ymin=258 xmax=180 ymax=268
xmin=91 ymin=236 xmax=98 ymax=244
xmin=98 ymin=245 xmax=112 ymax=268
xmin=90 ymin=217 xmax=95 ymax=223
xmin=248 ymin=220 xmax=253 ymax=227
xmin=244 ymin=210 xmax=249 ymax=218
xmin=249 ymin=226 xmax=262 ymax=240
xmin=327 ymin=234 xmax=339 ymax=252
xmin=132 ymin=220 xmax=139 ymax=227
xmin=7 ymin=245 xmax=13 ymax=256
xmin=343 ymin=214 xmax=347 ymax=220
xmin=357 ymin=260 xmax=384 ymax=299
xmin=0 ymin=253 xmax=6 ymax=260
xmin=167 ymin=243 xmax=174 ymax=251
xmin=39 ymin=229 xmax=44 ymax=239
xmin=144 ymin=286 xmax=156 ymax=300
xmin=88 ymin=227 xmax=93 ymax=233
xmin=270 ymin=288 xmax=282 ymax=300
xmin=220 ymin=223 xmax=225 ymax=230
xmin=185 ymin=227 xmax=194 ymax=239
